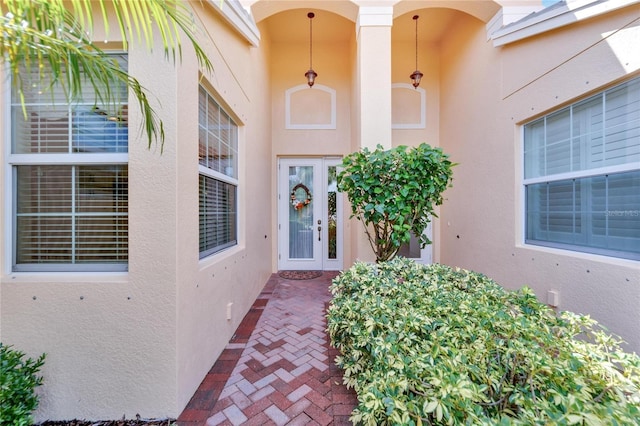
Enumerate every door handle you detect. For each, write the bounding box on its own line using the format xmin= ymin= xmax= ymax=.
xmin=318 ymin=226 xmax=322 ymax=241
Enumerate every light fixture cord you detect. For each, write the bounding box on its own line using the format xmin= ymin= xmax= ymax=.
xmin=414 ymin=16 xmax=418 ymax=70
xmin=309 ymin=15 xmax=313 ymax=69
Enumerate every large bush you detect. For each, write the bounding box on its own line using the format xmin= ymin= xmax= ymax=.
xmin=326 ymin=258 xmax=640 ymax=425
xmin=337 ymin=144 xmax=454 ymax=262
xmin=0 ymin=344 xmax=46 ymax=426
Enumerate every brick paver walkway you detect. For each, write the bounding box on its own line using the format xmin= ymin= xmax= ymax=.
xmin=177 ymin=272 xmax=358 ymax=425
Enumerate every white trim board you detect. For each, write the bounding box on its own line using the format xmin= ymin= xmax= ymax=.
xmin=285 ymin=84 xmax=337 ymax=130
xmin=207 ymin=0 xmax=260 ymax=47
xmin=490 ymin=0 xmax=640 ymax=47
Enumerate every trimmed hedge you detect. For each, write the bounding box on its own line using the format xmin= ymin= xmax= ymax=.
xmin=326 ymin=258 xmax=640 ymax=425
xmin=0 ymin=343 xmax=46 ymax=426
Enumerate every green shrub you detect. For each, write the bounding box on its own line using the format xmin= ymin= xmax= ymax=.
xmin=327 ymin=258 xmax=640 ymax=425
xmin=337 ymin=144 xmax=454 ymax=262
xmin=0 ymin=344 xmax=46 ymax=426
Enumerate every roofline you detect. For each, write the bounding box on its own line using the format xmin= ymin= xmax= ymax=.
xmin=207 ymin=0 xmax=260 ymax=47
xmin=490 ymin=0 xmax=640 ymax=47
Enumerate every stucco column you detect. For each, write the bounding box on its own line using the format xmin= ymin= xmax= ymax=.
xmin=356 ymin=6 xmax=393 ymax=150
xmin=348 ymin=5 xmax=394 ymax=263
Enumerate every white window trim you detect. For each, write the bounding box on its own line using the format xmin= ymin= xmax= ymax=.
xmin=9 ymin=153 xmax=128 ymax=165
xmin=525 ymin=240 xmax=639 ymax=261
xmin=198 ymin=164 xmax=238 ymax=186
xmin=3 ymin=72 xmax=13 ymax=275
xmin=523 ymin=162 xmax=638 ymax=186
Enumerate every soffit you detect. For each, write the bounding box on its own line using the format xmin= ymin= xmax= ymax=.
xmin=264 ymin=9 xmax=353 ymax=43
xmin=263 ymin=7 xmax=463 ymax=45
xmin=392 ymin=9 xmax=461 ymax=44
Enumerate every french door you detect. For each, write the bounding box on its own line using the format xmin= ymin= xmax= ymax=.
xmin=278 ymin=158 xmax=343 ymax=271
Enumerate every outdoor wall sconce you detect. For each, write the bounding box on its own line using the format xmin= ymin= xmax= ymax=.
xmin=305 ymin=12 xmax=318 ymax=87
xmin=410 ymin=15 xmax=423 ymax=89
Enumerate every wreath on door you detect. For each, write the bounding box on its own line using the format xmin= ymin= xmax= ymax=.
xmin=290 ymin=183 xmax=312 ymax=210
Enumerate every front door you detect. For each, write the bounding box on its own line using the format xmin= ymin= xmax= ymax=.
xmin=278 ymin=158 xmax=343 ymax=270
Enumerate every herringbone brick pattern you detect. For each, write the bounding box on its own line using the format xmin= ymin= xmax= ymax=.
xmin=177 ymin=272 xmax=357 ymax=426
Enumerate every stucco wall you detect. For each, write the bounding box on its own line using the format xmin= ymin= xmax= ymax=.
xmin=270 ymin=45 xmax=353 ymax=155
xmin=174 ymin=3 xmax=274 ymax=412
xmin=268 ymin=11 xmax=356 ymax=268
xmin=390 ymin=40 xmax=440 ymax=148
xmin=0 ymin=2 xmax=274 ymax=421
xmin=0 ymin=38 xmax=180 ymax=420
xmin=2 ymin=1 xmax=639 ymax=422
xmin=439 ymin=7 xmax=640 ymax=352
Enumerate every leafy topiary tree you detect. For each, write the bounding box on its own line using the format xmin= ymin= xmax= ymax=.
xmin=337 ymin=143 xmax=454 ymax=262
xmin=0 ymin=344 xmax=46 ymax=426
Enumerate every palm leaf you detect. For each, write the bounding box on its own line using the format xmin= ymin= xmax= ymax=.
xmin=0 ymin=0 xmax=213 ymax=148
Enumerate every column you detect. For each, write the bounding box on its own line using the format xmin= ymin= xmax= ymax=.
xmin=356 ymin=5 xmax=393 ymax=150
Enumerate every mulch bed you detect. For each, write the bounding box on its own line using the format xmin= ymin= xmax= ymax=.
xmin=38 ymin=420 xmax=175 ymax=426
xmin=278 ymin=270 xmax=323 ymax=280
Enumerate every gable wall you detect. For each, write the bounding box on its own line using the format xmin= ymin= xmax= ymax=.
xmin=439 ymin=4 xmax=640 ymax=352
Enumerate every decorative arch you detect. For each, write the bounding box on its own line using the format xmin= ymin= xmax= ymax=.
xmin=248 ymin=0 xmax=501 ymax=24
xmin=285 ymin=84 xmax=337 ymax=130
xmin=393 ymin=0 xmax=501 ymax=23
xmin=249 ymin=0 xmax=358 ymax=23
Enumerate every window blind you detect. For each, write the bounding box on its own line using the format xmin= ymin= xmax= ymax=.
xmin=198 ymin=84 xmax=239 ymax=258
xmin=11 ymin=55 xmax=129 ymax=154
xmin=524 ymin=77 xmax=640 ymax=260
xmin=198 ymin=86 xmax=238 ymax=178
xmin=15 ymin=165 xmax=128 ymax=268
xmin=199 ymin=175 xmax=237 ymax=257
xmin=524 ymin=78 xmax=640 ymax=180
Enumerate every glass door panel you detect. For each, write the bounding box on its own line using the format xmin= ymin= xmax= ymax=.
xmin=327 ymin=166 xmax=338 ymax=260
xmin=288 ymin=166 xmax=314 ymax=259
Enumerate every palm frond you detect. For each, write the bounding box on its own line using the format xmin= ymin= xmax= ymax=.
xmin=0 ymin=0 xmax=214 ymax=149
xmin=47 ymin=0 xmax=212 ymax=70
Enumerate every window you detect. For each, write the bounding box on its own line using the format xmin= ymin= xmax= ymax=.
xmin=524 ymin=77 xmax=640 ymax=260
xmin=8 ymin=54 xmax=129 ymax=272
xmin=198 ymin=86 xmax=238 ymax=258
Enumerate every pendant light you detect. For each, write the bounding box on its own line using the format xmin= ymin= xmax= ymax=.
xmin=305 ymin=12 xmax=318 ymax=87
xmin=409 ymin=15 xmax=423 ymax=89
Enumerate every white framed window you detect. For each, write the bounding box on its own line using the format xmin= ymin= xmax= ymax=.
xmin=7 ymin=54 xmax=129 ymax=272
xmin=523 ymin=77 xmax=640 ymax=260
xmin=198 ymin=85 xmax=238 ymax=258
